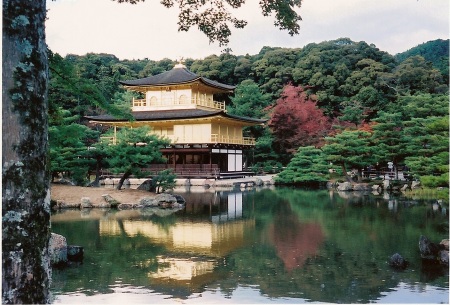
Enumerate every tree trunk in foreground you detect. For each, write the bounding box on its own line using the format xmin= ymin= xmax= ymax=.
xmin=2 ymin=0 xmax=51 ymax=303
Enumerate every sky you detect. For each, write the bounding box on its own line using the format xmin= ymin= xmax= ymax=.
xmin=45 ymin=0 xmax=449 ymax=61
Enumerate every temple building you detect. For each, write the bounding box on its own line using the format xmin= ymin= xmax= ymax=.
xmin=86 ymin=62 xmax=266 ymax=178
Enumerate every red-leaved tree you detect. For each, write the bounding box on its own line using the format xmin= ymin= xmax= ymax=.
xmin=268 ymin=85 xmax=332 ymax=161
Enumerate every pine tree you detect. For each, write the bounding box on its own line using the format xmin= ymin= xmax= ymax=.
xmin=370 ymin=112 xmax=405 ymax=179
xmin=106 ymin=127 xmax=169 ymax=190
xmin=275 ymin=146 xmax=330 ymax=185
xmin=322 ymin=130 xmax=374 ymax=182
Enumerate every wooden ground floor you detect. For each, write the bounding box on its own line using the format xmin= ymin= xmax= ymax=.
xmin=102 ymin=144 xmax=256 ymax=179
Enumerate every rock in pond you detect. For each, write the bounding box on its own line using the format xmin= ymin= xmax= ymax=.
xmin=140 ymin=197 xmax=157 ymax=207
xmin=389 ymin=253 xmax=408 ymax=270
xmin=353 ymin=183 xmax=371 ymax=191
xmin=67 ymin=245 xmax=84 ymax=262
xmin=137 ymin=179 xmax=153 ymax=191
xmin=152 ymin=193 xmax=186 ymax=209
xmin=80 ymin=197 xmax=93 ymax=209
xmin=49 ymin=233 xmax=84 ymax=267
xmin=118 ymin=203 xmax=134 ymax=210
xmin=57 ymin=200 xmax=80 ymax=209
xmin=97 ymin=202 xmax=111 ymax=208
xmin=419 ymin=235 xmax=448 ymax=266
xmin=411 ymin=181 xmax=421 ymax=189
xmin=140 ymin=194 xmax=186 ymax=209
xmin=337 ymin=182 xmax=353 ymax=191
xmin=154 ymin=193 xmax=176 ymax=204
xmin=102 ymin=194 xmax=120 ymax=208
xmin=172 ymin=194 xmax=186 ymax=205
xmin=255 ymin=177 xmax=264 ymax=186
xmin=439 ymin=250 xmax=449 ymax=266
xmin=419 ymin=235 xmax=445 ymax=260
xmin=49 ymin=233 xmax=67 ymax=266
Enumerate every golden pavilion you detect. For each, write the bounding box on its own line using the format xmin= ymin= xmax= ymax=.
xmin=87 ymin=62 xmax=265 ymax=178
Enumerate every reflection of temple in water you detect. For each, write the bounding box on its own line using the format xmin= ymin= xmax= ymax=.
xmin=98 ymin=190 xmax=254 ymax=289
xmin=180 ymin=188 xmax=247 ymax=222
xmin=148 ymin=256 xmax=220 ymax=292
xmin=100 ymin=217 xmax=254 ymax=257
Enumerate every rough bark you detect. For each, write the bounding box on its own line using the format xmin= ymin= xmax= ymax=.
xmin=340 ymin=162 xmax=354 ymax=183
xmin=2 ymin=0 xmax=51 ymax=303
xmin=116 ymin=171 xmax=132 ymax=190
xmin=91 ymin=156 xmax=103 ymax=187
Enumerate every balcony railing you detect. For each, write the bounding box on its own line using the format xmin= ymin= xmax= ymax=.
xmin=132 ymin=97 xmax=225 ymax=110
xmin=100 ymin=134 xmax=255 ymax=146
xmin=210 ymin=134 xmax=255 ymax=145
xmin=166 ymin=134 xmax=255 ymax=145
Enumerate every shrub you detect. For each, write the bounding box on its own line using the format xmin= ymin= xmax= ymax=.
xmin=151 ymin=169 xmax=177 ymax=193
xmin=420 ymin=173 xmax=449 ymax=188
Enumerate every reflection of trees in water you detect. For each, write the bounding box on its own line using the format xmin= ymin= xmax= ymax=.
xmin=268 ymin=203 xmax=324 ymax=271
xmin=226 ymin=198 xmax=395 ymax=303
xmin=51 ymin=189 xmax=448 ymax=302
xmin=333 ymin=190 xmax=384 ymax=206
xmin=143 ymin=214 xmax=178 ymax=233
xmin=333 ymin=190 xmax=448 ymax=213
xmin=51 ymin=219 xmax=164 ymax=295
xmin=221 ymin=188 xmax=449 ymax=303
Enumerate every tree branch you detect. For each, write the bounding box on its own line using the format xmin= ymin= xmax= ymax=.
xmin=111 ymin=0 xmax=302 ymax=46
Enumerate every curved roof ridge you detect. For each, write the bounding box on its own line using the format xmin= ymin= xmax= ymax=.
xmin=119 ymin=67 xmax=198 ymax=86
xmin=119 ymin=66 xmax=235 ymax=91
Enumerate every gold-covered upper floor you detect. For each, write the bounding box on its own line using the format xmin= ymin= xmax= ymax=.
xmin=132 ymin=96 xmax=225 ymax=111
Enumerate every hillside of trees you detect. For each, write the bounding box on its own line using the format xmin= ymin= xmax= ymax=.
xmin=49 ymin=38 xmax=449 ymax=187
xmin=395 ymin=39 xmax=449 ymax=84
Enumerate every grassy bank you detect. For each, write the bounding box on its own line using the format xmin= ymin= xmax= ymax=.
xmin=402 ymin=187 xmax=449 ymax=202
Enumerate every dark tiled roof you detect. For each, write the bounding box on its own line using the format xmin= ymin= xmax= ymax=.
xmin=226 ymin=113 xmax=267 ymax=124
xmin=120 ymin=67 xmax=235 ymax=91
xmin=86 ymin=109 xmax=266 ymax=124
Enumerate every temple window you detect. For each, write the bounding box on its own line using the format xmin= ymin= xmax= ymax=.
xmin=179 ymin=94 xmax=188 ymax=105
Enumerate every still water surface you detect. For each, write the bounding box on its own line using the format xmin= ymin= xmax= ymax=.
xmin=50 ymin=187 xmax=449 ymax=303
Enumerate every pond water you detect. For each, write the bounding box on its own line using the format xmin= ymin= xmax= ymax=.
xmin=50 ymin=187 xmax=449 ymax=304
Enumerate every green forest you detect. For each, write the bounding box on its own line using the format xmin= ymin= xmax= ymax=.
xmin=49 ymin=38 xmax=449 ymax=188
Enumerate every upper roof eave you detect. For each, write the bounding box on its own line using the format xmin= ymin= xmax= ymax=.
xmin=119 ymin=67 xmax=235 ymax=92
xmin=85 ymin=109 xmax=266 ymax=125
